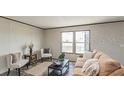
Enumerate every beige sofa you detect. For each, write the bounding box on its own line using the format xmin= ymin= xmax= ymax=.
xmin=74 ymin=50 xmax=124 ymax=76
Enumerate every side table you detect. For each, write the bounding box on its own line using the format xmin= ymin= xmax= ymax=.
xmin=24 ymin=54 xmax=37 ymax=65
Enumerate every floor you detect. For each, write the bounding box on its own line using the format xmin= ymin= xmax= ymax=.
xmin=0 ymin=60 xmax=75 ymax=76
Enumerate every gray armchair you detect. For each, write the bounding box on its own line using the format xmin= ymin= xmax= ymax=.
xmin=41 ymin=48 xmax=52 ymax=62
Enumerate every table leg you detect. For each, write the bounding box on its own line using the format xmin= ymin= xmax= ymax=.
xmin=48 ymin=68 xmax=49 ymax=76
xmin=18 ymin=68 xmax=20 ymax=76
xmin=7 ymin=68 xmax=10 ymax=76
xmin=60 ymin=70 xmax=63 ymax=76
xmin=68 ymin=61 xmax=69 ymax=70
xmin=26 ymin=64 xmax=29 ymax=69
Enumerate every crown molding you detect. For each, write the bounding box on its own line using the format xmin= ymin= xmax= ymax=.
xmin=0 ymin=16 xmax=45 ymax=30
xmin=1 ymin=16 xmax=124 ymax=30
xmin=44 ymin=20 xmax=124 ymax=30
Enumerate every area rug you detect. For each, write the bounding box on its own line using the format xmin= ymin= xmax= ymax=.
xmin=25 ymin=62 xmax=52 ymax=76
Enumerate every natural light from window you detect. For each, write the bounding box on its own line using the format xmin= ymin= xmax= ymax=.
xmin=61 ymin=31 xmax=90 ymax=54
xmin=62 ymin=32 xmax=73 ymax=53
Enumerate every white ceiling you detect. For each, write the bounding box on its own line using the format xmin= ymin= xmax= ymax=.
xmin=6 ymin=16 xmax=124 ymax=29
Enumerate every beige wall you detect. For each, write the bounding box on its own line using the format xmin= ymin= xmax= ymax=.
xmin=44 ymin=22 xmax=124 ymax=64
xmin=0 ymin=17 xmax=44 ymax=74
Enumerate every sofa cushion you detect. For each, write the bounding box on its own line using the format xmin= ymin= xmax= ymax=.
xmin=98 ymin=55 xmax=121 ymax=76
xmin=109 ymin=68 xmax=124 ymax=76
xmin=73 ymin=68 xmax=85 ymax=76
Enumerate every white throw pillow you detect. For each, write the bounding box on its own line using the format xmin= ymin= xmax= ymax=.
xmin=76 ymin=57 xmax=86 ymax=63
xmin=82 ymin=59 xmax=100 ymax=76
xmin=83 ymin=51 xmax=93 ymax=60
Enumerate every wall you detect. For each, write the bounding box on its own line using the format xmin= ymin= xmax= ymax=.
xmin=44 ymin=22 xmax=124 ymax=64
xmin=0 ymin=17 xmax=44 ymax=74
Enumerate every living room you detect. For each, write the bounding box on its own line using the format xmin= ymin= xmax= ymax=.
xmin=0 ymin=16 xmax=124 ymax=76
xmin=1 ymin=1 xmax=124 ymax=93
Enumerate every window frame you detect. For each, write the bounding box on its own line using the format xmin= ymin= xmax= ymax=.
xmin=60 ymin=30 xmax=91 ymax=54
xmin=75 ymin=31 xmax=90 ymax=54
xmin=60 ymin=31 xmax=74 ymax=54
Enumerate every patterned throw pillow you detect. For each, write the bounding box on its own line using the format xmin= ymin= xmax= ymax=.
xmin=82 ymin=59 xmax=100 ymax=76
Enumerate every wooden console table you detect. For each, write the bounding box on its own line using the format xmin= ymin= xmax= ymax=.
xmin=24 ymin=54 xmax=37 ymax=65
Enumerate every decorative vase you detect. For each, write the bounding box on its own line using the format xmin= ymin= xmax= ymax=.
xmin=29 ymin=43 xmax=33 ymax=55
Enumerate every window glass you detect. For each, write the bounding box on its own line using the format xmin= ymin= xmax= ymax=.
xmin=61 ymin=31 xmax=90 ymax=53
xmin=76 ymin=32 xmax=85 ymax=42
xmin=62 ymin=43 xmax=73 ymax=53
xmin=62 ymin=32 xmax=73 ymax=42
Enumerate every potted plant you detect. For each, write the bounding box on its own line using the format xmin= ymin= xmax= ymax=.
xmin=58 ymin=53 xmax=65 ymax=61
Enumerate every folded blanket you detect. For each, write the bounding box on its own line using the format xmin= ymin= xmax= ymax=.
xmin=82 ymin=59 xmax=100 ymax=76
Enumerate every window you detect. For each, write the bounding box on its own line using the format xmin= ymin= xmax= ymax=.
xmin=61 ymin=31 xmax=90 ymax=53
xmin=75 ymin=31 xmax=90 ymax=53
xmin=61 ymin=32 xmax=73 ymax=53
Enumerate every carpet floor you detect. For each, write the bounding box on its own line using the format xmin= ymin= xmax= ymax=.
xmin=0 ymin=61 xmax=75 ymax=76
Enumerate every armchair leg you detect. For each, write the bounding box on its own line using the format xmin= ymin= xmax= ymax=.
xmin=50 ymin=57 xmax=52 ymax=61
xmin=41 ymin=58 xmax=44 ymax=62
xmin=26 ymin=64 xmax=29 ymax=69
xmin=49 ymin=57 xmax=52 ymax=61
xmin=18 ymin=68 xmax=21 ymax=76
xmin=7 ymin=68 xmax=10 ymax=76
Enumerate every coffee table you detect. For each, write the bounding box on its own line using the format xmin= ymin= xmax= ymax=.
xmin=48 ymin=59 xmax=69 ymax=76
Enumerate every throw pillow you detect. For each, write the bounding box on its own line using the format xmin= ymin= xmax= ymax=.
xmin=94 ymin=52 xmax=103 ymax=59
xmin=83 ymin=51 xmax=93 ymax=60
xmin=43 ymin=48 xmax=50 ymax=53
xmin=75 ymin=57 xmax=86 ymax=67
xmin=92 ymin=49 xmax=97 ymax=58
xmin=82 ymin=59 xmax=100 ymax=76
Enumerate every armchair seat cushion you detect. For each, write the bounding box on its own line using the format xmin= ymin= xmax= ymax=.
xmin=42 ymin=54 xmax=52 ymax=58
xmin=10 ymin=59 xmax=28 ymax=68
